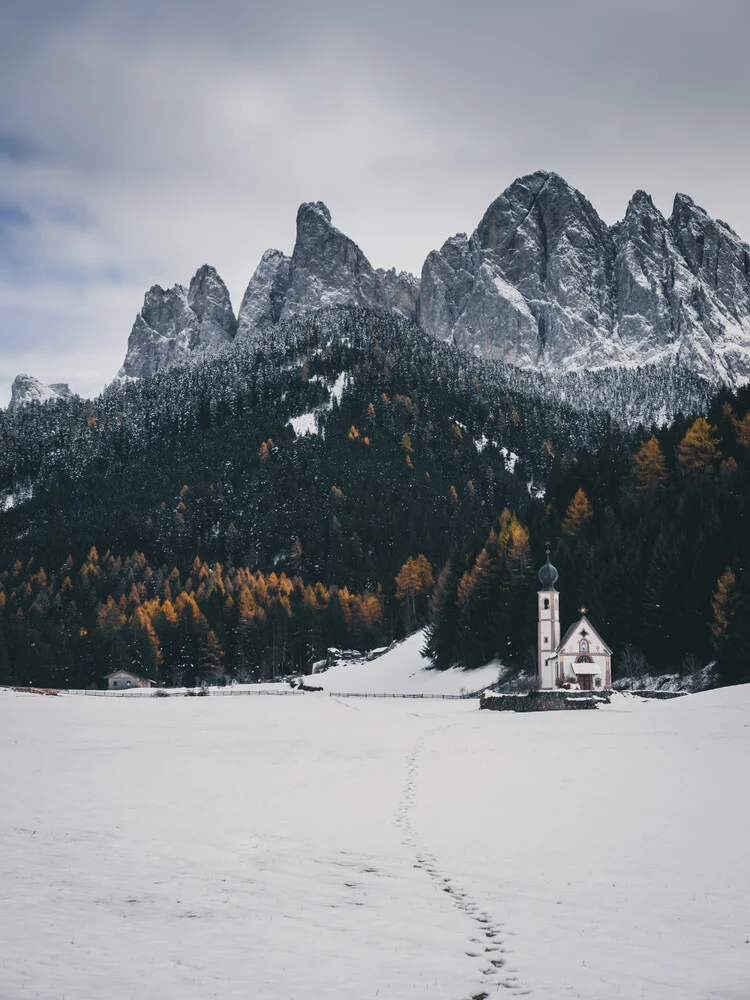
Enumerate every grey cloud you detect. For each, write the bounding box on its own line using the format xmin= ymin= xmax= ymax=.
xmin=1 ymin=0 xmax=749 ymax=400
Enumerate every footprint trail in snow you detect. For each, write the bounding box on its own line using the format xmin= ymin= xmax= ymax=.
xmin=395 ymin=731 xmax=530 ymax=998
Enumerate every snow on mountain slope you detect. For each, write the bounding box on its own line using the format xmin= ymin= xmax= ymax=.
xmin=286 ymin=371 xmax=348 ymax=439
xmin=316 ymin=629 xmax=501 ymax=695
xmin=1 ymin=685 xmax=747 ymax=999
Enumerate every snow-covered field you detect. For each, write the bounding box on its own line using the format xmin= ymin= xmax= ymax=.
xmin=1 ymin=685 xmax=748 ymax=999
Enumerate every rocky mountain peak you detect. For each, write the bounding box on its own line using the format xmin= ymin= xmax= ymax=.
xmin=297 ymin=200 xmax=332 ymax=225
xmin=376 ymin=267 xmax=419 ymax=323
xmin=280 ymin=202 xmax=386 ymax=320
xmin=418 ymin=233 xmax=474 ymax=342
xmin=237 ymin=250 xmax=292 ymax=341
xmin=120 ymin=264 xmax=236 ymax=378
xmin=9 ymin=374 xmax=73 ymax=411
xmin=625 ymin=189 xmax=660 ymax=218
xmin=118 ymin=172 xmax=750 ymax=389
xmin=186 ymin=264 xmax=237 ymax=348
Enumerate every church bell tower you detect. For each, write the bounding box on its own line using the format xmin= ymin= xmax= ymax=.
xmin=537 ymin=545 xmax=560 ymax=690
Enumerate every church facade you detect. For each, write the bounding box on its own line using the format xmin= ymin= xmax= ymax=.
xmin=537 ymin=548 xmax=612 ymax=691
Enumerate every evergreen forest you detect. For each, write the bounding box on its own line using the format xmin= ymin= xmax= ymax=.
xmin=0 ymin=307 xmax=747 ymax=687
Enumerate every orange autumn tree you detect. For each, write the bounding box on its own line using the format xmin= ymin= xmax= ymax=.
xmin=676 ymin=417 xmax=720 ymax=477
xmin=561 ymin=488 xmax=593 ymax=536
xmin=710 ymin=568 xmax=737 ymax=651
xmin=735 ymin=412 xmax=750 ymax=448
xmin=631 ymin=435 xmax=668 ymax=495
xmin=395 ymin=554 xmax=434 ymax=630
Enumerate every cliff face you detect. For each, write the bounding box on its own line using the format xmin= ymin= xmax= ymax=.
xmin=420 ymin=172 xmax=750 ymax=384
xmin=9 ymin=375 xmax=73 ymax=411
xmin=119 ymin=173 xmax=750 ymax=388
xmin=120 ymin=265 xmax=236 ymax=378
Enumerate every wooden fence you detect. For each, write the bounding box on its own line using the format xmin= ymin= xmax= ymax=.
xmin=6 ymin=685 xmax=482 ymax=700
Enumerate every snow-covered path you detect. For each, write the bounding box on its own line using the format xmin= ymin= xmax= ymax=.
xmin=396 ymin=723 xmax=529 ymax=996
xmin=1 ymin=687 xmax=749 ymax=999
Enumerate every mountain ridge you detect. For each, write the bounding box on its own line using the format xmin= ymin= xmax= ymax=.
xmin=115 ymin=170 xmax=750 ymax=389
xmin=10 ymin=171 xmax=750 ymax=407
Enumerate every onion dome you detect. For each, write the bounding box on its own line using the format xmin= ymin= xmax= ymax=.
xmin=538 ymin=544 xmax=558 ymax=591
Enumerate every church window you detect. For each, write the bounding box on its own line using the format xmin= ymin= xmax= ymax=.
xmin=543 ymin=598 xmax=550 ymax=610
xmin=579 ymin=636 xmax=590 ymax=654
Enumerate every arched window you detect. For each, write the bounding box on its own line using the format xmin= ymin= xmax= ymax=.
xmin=543 ymin=598 xmax=550 ymax=610
xmin=579 ymin=637 xmax=590 ymax=654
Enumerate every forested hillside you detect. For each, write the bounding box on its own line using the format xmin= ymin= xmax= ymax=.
xmin=425 ymin=388 xmax=750 ymax=687
xmin=0 ymin=308 xmax=611 ymax=580
xmin=0 ymin=306 xmax=739 ymax=686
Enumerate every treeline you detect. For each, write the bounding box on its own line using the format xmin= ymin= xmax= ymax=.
xmin=0 ymin=548 xmax=394 ymax=689
xmin=0 ymin=308 xmax=601 ymax=596
xmin=1 ymin=307 xmax=745 ymax=688
xmin=425 ymin=389 xmax=750 ymax=687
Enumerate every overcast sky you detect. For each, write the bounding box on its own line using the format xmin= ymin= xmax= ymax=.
xmin=1 ymin=0 xmax=749 ymax=401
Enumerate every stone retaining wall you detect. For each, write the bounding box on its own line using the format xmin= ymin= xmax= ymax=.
xmin=479 ymin=689 xmax=610 ymax=712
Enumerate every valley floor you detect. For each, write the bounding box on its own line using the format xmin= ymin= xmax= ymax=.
xmin=0 ymin=686 xmax=748 ymax=999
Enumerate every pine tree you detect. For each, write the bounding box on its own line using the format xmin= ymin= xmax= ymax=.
xmin=422 ymin=560 xmax=461 ymax=670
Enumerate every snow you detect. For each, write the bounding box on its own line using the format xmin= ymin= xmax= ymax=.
xmin=492 ymin=273 xmax=537 ymax=322
xmin=2 ymin=488 xmax=30 ymax=510
xmin=288 ymin=411 xmax=319 ymax=437
xmin=288 ymin=372 xmax=347 ymax=438
xmin=328 ymin=371 xmax=346 ymax=405
xmin=1 ymin=684 xmax=748 ymax=1000
xmin=316 ymin=630 xmax=501 ymax=696
xmin=474 ymin=439 xmax=520 ymax=478
xmin=500 ymin=446 xmax=519 ymax=473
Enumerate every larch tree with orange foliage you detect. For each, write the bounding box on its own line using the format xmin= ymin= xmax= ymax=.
xmin=676 ymin=417 xmax=720 ymax=477
xmin=395 ymin=554 xmax=434 ymax=631
xmin=561 ymin=488 xmax=594 ymax=536
xmin=735 ymin=412 xmax=750 ymax=448
xmin=711 ymin=568 xmax=737 ymax=652
xmin=631 ymin=436 xmax=668 ymax=495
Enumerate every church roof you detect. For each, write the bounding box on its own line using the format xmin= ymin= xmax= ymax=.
xmin=557 ymin=621 xmax=579 ymax=650
xmin=555 ymin=615 xmax=612 ymax=656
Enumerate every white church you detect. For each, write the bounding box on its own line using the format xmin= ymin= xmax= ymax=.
xmin=537 ymin=546 xmax=612 ymax=691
